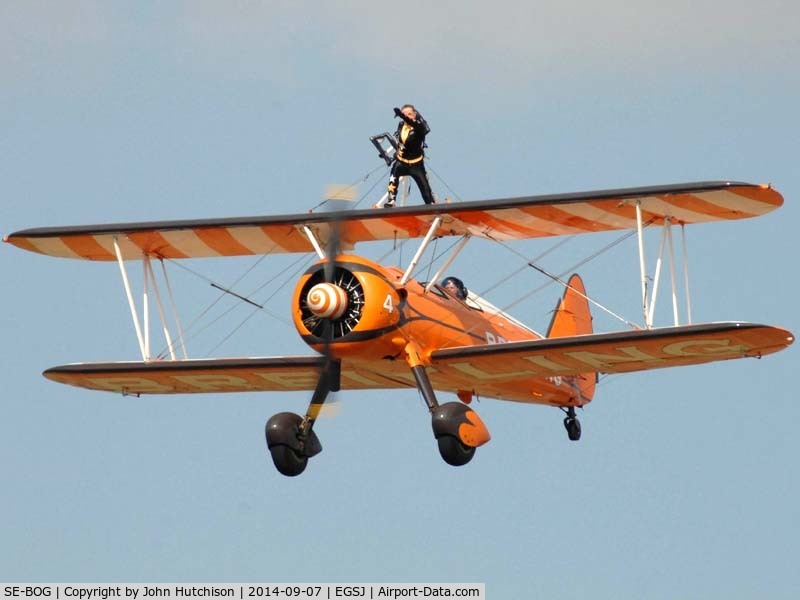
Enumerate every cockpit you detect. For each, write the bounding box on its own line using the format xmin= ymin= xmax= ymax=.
xmin=440 ymin=276 xmax=468 ymax=301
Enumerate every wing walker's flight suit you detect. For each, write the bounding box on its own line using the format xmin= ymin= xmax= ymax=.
xmin=386 ymin=107 xmax=435 ymax=207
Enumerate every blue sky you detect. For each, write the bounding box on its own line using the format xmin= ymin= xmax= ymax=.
xmin=2 ymin=2 xmax=799 ymax=597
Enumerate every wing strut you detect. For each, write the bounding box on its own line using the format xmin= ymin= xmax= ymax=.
xmin=113 ymin=237 xmax=188 ymax=361
xmin=681 ymin=224 xmax=693 ymax=324
xmin=303 ymin=226 xmax=326 ymax=259
xmin=114 ymin=237 xmax=147 ymax=360
xmin=158 ymin=259 xmax=189 ymax=359
xmin=400 ymin=216 xmax=443 ymax=285
xmin=425 ymin=234 xmax=471 ymax=293
xmin=636 ymin=212 xmax=694 ymax=329
xmin=635 ymin=202 xmax=648 ymax=326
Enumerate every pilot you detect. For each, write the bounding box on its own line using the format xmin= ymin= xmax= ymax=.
xmin=384 ymin=104 xmax=436 ymax=208
xmin=441 ymin=276 xmax=468 ymax=301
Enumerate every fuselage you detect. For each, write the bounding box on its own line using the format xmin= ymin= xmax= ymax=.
xmin=292 ymin=254 xmax=590 ymax=406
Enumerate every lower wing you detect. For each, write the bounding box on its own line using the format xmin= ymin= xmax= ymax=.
xmin=44 ymin=356 xmax=414 ymax=395
xmin=42 ymin=323 xmax=792 ymax=399
xmin=430 ymin=322 xmax=793 ymax=379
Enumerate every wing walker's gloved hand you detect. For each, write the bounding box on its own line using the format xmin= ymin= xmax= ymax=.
xmin=393 ymin=107 xmax=403 ymax=118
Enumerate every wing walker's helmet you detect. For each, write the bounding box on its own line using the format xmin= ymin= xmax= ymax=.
xmin=441 ymin=276 xmax=468 ymax=300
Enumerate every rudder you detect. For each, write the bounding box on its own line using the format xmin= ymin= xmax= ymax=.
xmin=546 ymin=274 xmax=596 ymax=401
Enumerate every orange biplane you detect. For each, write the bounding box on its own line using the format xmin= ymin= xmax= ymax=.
xmin=4 ymin=181 xmax=794 ymax=476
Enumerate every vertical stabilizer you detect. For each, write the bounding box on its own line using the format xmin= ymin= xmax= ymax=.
xmin=547 ymin=274 xmax=596 ymax=401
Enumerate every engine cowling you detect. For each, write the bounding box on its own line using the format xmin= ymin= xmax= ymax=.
xmin=292 ymin=256 xmax=404 ymax=359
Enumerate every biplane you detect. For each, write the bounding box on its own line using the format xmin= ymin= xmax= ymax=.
xmin=4 ymin=181 xmax=794 ymax=476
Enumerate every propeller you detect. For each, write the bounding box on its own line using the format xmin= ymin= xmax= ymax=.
xmin=301 ymin=216 xmax=345 ymax=428
xmin=319 ymin=217 xmax=343 ymax=391
xmin=266 ymin=191 xmax=356 ymax=474
xmin=266 ymin=213 xmax=348 ymax=475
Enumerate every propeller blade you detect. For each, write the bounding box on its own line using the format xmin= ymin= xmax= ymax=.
xmin=324 ymin=219 xmax=342 ymax=285
xmin=312 ymin=202 xmax=345 ymax=421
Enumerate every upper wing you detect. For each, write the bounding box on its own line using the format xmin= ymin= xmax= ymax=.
xmin=44 ymin=356 xmax=416 ymax=395
xmin=427 ymin=322 xmax=793 ymax=402
xmin=4 ymin=181 xmax=781 ymax=261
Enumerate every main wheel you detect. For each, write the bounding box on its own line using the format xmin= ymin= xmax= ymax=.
xmin=564 ymin=417 xmax=582 ymax=441
xmin=269 ymin=444 xmax=308 ymax=477
xmin=437 ymin=435 xmax=476 ymax=466
xmin=265 ymin=412 xmax=313 ymax=477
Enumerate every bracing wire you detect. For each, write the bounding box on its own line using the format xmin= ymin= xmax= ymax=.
xmin=449 ymin=223 xmax=655 ymax=343
xmin=162 ymin=258 xmax=257 ymax=336
xmin=309 ymin=164 xmax=387 ymax=212
xmin=388 ymin=161 xmax=651 ymax=337
xmin=200 ymin=254 xmax=315 ymax=356
xmin=377 ymin=234 xmax=461 ymax=277
xmin=420 ymin=236 xmax=463 ymax=281
xmin=244 ymin=253 xmax=317 ymax=307
xmin=476 ymin=236 xmax=575 ymax=298
xmin=483 ymin=222 xmax=654 ymax=329
xmin=425 ymin=237 xmax=439 ymax=282
xmin=378 ymin=239 xmax=407 ymax=263
xmin=351 ymin=165 xmax=392 ymax=210
xmin=148 ymin=162 xmax=393 ymax=359
xmin=156 ymin=162 xmax=392 ymax=356
xmin=157 ymin=252 xmax=313 ymax=359
xmin=426 ymin=161 xmax=465 ymax=203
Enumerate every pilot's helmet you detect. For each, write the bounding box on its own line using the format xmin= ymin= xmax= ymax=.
xmin=441 ymin=276 xmax=468 ymax=300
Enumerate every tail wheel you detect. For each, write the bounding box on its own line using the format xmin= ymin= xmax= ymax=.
xmin=437 ymin=435 xmax=476 ymax=466
xmin=564 ymin=417 xmax=582 ymax=441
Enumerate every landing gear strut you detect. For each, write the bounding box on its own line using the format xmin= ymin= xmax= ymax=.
xmin=562 ymin=406 xmax=582 ymax=441
xmin=411 ymin=362 xmax=490 ymax=466
xmin=265 ymin=360 xmax=339 ymax=476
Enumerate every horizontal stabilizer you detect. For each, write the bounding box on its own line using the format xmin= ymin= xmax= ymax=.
xmin=5 ymin=181 xmax=782 ymax=261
